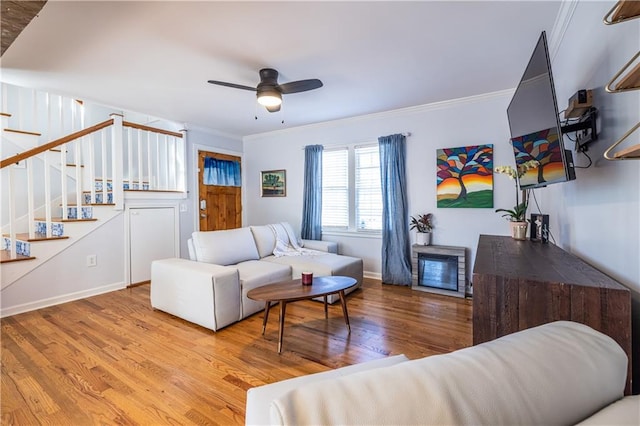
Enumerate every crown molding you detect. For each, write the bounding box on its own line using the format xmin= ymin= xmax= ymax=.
xmin=548 ymin=0 xmax=580 ymax=64
xmin=244 ymin=88 xmax=514 ymax=142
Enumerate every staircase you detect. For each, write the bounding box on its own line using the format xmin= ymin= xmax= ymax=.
xmin=1 ymin=83 xmax=186 ymax=288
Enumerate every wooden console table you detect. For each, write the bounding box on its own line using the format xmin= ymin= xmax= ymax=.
xmin=473 ymin=234 xmax=632 ymax=394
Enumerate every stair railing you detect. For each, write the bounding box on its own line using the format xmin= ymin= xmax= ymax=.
xmin=2 ymin=114 xmax=185 ymax=260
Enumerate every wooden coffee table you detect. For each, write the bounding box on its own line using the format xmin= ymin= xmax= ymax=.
xmin=246 ymin=276 xmax=358 ymax=353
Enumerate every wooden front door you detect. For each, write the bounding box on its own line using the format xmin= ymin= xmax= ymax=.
xmin=198 ymin=150 xmax=242 ymax=231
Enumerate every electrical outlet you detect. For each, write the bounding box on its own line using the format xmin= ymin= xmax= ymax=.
xmin=87 ymin=254 xmax=97 ymax=267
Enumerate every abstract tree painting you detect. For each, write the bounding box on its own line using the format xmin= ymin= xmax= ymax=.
xmin=437 ymin=144 xmax=493 ymax=208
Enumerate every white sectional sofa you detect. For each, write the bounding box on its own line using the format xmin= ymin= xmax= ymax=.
xmin=246 ymin=321 xmax=639 ymax=425
xmin=151 ymin=224 xmax=363 ymax=331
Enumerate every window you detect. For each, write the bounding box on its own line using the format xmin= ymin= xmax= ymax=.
xmin=322 ymin=149 xmax=348 ymax=228
xmin=322 ymin=144 xmax=381 ymax=233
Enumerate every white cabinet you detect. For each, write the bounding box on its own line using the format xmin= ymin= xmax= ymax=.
xmin=129 ymin=207 xmax=178 ymax=284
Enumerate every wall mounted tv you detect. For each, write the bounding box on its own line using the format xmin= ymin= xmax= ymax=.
xmin=507 ymin=31 xmax=576 ymax=190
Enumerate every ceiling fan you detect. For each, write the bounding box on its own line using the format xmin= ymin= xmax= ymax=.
xmin=207 ymin=68 xmax=323 ymax=113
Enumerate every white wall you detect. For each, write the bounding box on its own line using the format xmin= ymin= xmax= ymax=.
xmin=541 ymin=1 xmax=639 ymax=296
xmin=544 ymin=2 xmax=639 ymax=391
xmin=244 ymin=91 xmax=519 ymax=278
xmin=1 ymin=213 xmax=126 ymax=316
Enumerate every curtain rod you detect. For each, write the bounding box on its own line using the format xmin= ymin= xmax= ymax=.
xmin=302 ymin=132 xmax=411 ymax=150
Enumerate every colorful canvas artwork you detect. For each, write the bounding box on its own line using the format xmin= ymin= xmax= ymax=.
xmin=437 ymin=144 xmax=493 ymax=208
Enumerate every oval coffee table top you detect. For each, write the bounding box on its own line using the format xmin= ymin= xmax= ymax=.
xmin=247 ymin=276 xmax=357 ymax=303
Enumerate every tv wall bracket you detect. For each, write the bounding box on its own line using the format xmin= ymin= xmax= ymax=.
xmin=561 ymin=107 xmax=598 ymax=152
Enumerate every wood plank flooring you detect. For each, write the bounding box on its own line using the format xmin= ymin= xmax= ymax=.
xmin=1 ymin=278 xmax=472 ymax=425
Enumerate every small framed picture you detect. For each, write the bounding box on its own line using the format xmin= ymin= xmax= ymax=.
xmin=261 ymin=169 xmax=286 ymax=197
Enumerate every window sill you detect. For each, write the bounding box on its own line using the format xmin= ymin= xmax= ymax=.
xmin=322 ymin=229 xmax=382 ymax=239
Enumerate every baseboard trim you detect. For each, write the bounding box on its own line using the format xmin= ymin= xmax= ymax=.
xmin=364 ymin=271 xmax=382 ymax=280
xmin=0 ymin=281 xmax=126 ymax=318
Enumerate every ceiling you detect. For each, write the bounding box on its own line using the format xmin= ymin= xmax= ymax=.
xmin=0 ymin=1 xmax=562 ymax=139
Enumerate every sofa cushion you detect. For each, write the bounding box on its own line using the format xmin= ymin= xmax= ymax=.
xmin=246 ymin=354 xmax=409 ymax=426
xmin=235 ymin=260 xmax=291 ymax=318
xmin=576 ymin=395 xmax=640 ymax=425
xmin=250 ymin=225 xmax=277 ymax=258
xmin=269 ymin=321 xmax=628 ymax=426
xmin=150 ymin=258 xmax=240 ymax=331
xmin=263 ymin=253 xmax=362 ymax=282
xmin=191 ymin=228 xmax=259 ymax=265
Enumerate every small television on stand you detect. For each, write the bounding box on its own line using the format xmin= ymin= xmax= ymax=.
xmin=507 ymin=31 xmax=592 ymax=189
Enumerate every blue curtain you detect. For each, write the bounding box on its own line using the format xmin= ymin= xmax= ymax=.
xmin=204 ymin=157 xmax=241 ymax=186
xmin=301 ymin=145 xmax=323 ymax=240
xmin=378 ymin=134 xmax=412 ymax=285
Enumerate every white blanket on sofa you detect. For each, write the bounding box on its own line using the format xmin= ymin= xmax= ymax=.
xmin=269 ymin=223 xmax=324 ymax=257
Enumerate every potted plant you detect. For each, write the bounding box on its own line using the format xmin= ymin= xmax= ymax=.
xmin=410 ymin=213 xmax=433 ymax=245
xmin=494 ymin=160 xmax=538 ymax=240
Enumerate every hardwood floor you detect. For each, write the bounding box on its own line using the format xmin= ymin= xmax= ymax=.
xmin=1 ymin=278 xmax=472 ymax=425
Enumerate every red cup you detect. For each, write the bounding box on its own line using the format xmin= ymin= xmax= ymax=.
xmin=301 ymin=272 xmax=313 ymax=286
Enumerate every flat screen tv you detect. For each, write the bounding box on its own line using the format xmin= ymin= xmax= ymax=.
xmin=506 ymin=31 xmax=575 ymax=189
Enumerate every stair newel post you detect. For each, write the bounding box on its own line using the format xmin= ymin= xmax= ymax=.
xmin=60 ymin=144 xmax=68 ymax=220
xmin=26 ymin=157 xmax=35 ymax=239
xmin=111 ymin=113 xmax=124 ymax=211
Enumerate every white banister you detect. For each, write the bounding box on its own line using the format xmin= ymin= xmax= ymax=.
xmin=101 ymin=130 xmax=107 ymax=204
xmin=2 ymin=85 xmax=191 ymax=264
xmin=8 ymin=166 xmax=17 ymax=259
xmin=44 ymin=151 xmax=52 ymax=238
xmin=87 ymin=133 xmax=95 ymax=205
xmin=74 ymin=140 xmax=83 ymax=212
xmin=60 ymin=146 xmax=68 ymax=220
xmin=26 ymin=158 xmax=35 ymax=238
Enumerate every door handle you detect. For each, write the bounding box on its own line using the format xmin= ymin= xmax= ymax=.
xmin=200 ymin=199 xmax=206 ymax=210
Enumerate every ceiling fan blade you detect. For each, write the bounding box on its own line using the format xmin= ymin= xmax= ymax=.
xmin=278 ymin=79 xmax=323 ymax=94
xmin=207 ymin=80 xmax=256 ymax=91
xmin=265 ymin=104 xmax=281 ymax=113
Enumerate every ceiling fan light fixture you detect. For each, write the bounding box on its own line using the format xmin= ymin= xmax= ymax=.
xmin=257 ymin=89 xmax=282 ymax=107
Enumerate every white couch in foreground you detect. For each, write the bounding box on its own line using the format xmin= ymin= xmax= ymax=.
xmin=246 ymin=321 xmax=639 ymax=425
xmin=151 ymin=224 xmax=363 ymax=331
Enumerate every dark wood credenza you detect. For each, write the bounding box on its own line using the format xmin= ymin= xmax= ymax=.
xmin=473 ymin=234 xmax=632 ymax=395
